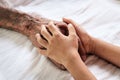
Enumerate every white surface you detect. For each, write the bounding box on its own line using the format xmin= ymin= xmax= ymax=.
xmin=0 ymin=0 xmax=120 ymax=80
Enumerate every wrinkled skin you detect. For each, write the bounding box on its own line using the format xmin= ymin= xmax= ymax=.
xmin=30 ymin=21 xmax=86 ymax=70
xmin=0 ymin=6 xmax=86 ymax=70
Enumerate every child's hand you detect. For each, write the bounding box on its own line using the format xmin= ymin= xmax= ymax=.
xmin=36 ymin=21 xmax=80 ymax=65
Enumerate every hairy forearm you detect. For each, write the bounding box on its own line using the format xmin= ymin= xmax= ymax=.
xmin=0 ymin=6 xmax=66 ymax=47
xmin=0 ymin=6 xmax=50 ymax=37
xmin=0 ymin=6 xmax=86 ymax=70
xmin=0 ymin=6 xmax=68 ymax=70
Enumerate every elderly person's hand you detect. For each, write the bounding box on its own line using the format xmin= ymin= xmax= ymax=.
xmin=36 ymin=21 xmax=81 ymax=66
xmin=33 ymin=18 xmax=86 ymax=70
xmin=36 ymin=22 xmax=96 ymax=80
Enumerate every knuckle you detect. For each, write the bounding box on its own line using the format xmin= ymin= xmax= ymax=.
xmin=71 ymin=34 xmax=78 ymax=41
xmin=49 ymin=23 xmax=54 ymax=28
xmin=41 ymin=29 xmax=45 ymax=34
xmin=71 ymin=34 xmax=77 ymax=39
xmin=39 ymin=38 xmax=43 ymax=42
xmin=37 ymin=37 xmax=41 ymax=42
xmin=39 ymin=37 xmax=44 ymax=43
xmin=49 ymin=38 xmax=54 ymax=43
xmin=54 ymin=32 xmax=60 ymax=38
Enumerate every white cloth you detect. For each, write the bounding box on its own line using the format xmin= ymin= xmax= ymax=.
xmin=0 ymin=0 xmax=120 ymax=80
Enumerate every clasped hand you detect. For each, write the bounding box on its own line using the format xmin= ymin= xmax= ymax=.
xmin=35 ymin=18 xmax=94 ymax=68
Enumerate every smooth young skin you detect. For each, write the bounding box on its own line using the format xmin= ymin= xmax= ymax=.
xmin=36 ymin=22 xmax=96 ymax=80
xmin=36 ymin=18 xmax=120 ymax=80
xmin=63 ymin=18 xmax=120 ymax=67
xmin=36 ymin=22 xmax=79 ymax=64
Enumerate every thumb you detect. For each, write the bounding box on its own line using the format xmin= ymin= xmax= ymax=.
xmin=67 ymin=23 xmax=76 ymax=36
xmin=63 ymin=18 xmax=78 ymax=27
xmin=63 ymin=18 xmax=86 ymax=38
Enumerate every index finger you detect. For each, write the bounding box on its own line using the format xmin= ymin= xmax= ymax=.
xmin=63 ymin=18 xmax=78 ymax=28
xmin=47 ymin=21 xmax=62 ymax=36
xmin=63 ymin=18 xmax=85 ymax=37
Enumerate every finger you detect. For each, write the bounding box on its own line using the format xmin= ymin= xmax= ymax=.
xmin=47 ymin=21 xmax=61 ymax=35
xmin=63 ymin=18 xmax=85 ymax=37
xmin=63 ymin=18 xmax=78 ymax=27
xmin=63 ymin=18 xmax=80 ymax=31
xmin=41 ymin=25 xmax=52 ymax=41
xmin=36 ymin=26 xmax=41 ymax=33
xmin=68 ymin=24 xmax=76 ymax=36
xmin=54 ymin=21 xmax=67 ymax=28
xmin=63 ymin=18 xmax=80 ymax=34
xmin=37 ymin=48 xmax=47 ymax=56
xmin=54 ymin=21 xmax=69 ymax=36
xmin=36 ymin=33 xmax=48 ymax=48
xmin=29 ymin=34 xmax=41 ymax=48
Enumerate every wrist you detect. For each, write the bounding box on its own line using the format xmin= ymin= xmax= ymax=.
xmin=64 ymin=50 xmax=96 ymax=80
xmin=88 ymin=36 xmax=96 ymax=54
xmin=63 ymin=50 xmax=82 ymax=69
